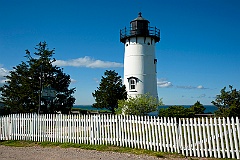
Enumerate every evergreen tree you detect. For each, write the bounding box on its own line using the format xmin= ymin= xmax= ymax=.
xmin=190 ymin=101 xmax=205 ymax=114
xmin=212 ymin=85 xmax=240 ymax=117
xmin=0 ymin=42 xmax=75 ymax=113
xmin=92 ymin=70 xmax=127 ymax=114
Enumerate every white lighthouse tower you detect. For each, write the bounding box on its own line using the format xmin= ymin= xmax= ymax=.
xmin=120 ymin=13 xmax=160 ymax=99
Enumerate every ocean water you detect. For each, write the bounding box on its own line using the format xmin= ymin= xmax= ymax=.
xmin=158 ymin=105 xmax=217 ymax=114
xmin=73 ymin=105 xmax=218 ymax=114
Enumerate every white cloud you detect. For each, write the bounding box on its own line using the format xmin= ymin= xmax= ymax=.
xmin=157 ymin=79 xmax=173 ymax=88
xmin=70 ymin=78 xmax=77 ymax=83
xmin=93 ymin=78 xmax=99 ymax=83
xmin=196 ymin=85 xmax=208 ymax=89
xmin=0 ymin=66 xmax=9 ymax=84
xmin=197 ymin=85 xmax=204 ymax=89
xmin=197 ymin=94 xmax=206 ymax=98
xmin=157 ymin=78 xmax=208 ymax=90
xmin=54 ymin=56 xmax=123 ymax=68
xmin=176 ymin=86 xmax=195 ymax=89
xmin=0 ymin=66 xmax=78 ymax=85
xmin=176 ymin=85 xmax=208 ymax=89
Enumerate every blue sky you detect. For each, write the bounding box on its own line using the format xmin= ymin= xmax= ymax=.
xmin=0 ymin=0 xmax=240 ymax=105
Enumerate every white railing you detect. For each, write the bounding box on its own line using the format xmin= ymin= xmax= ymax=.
xmin=0 ymin=114 xmax=239 ymax=159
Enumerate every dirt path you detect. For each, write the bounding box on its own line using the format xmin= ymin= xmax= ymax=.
xmin=0 ymin=145 xmax=218 ymax=160
xmin=0 ymin=145 xmax=164 ymax=160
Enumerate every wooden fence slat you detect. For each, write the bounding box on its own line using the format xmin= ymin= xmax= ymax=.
xmin=235 ymin=117 xmax=240 ymax=159
xmin=110 ymin=114 xmax=113 ymax=145
xmin=231 ymin=117 xmax=238 ymax=159
xmin=168 ymin=117 xmax=173 ymax=153
xmin=141 ymin=116 xmax=145 ymax=149
xmin=178 ymin=118 xmax=183 ymax=155
xmin=194 ymin=118 xmax=200 ymax=157
xmin=182 ymin=118 xmax=188 ymax=156
xmin=214 ymin=118 xmax=221 ymax=158
xmin=218 ymin=117 xmax=225 ymax=158
xmin=210 ymin=118 xmax=216 ymax=158
xmin=205 ymin=117 xmax=211 ymax=157
xmin=186 ymin=118 xmax=192 ymax=156
xmin=198 ymin=118 xmax=203 ymax=157
xmin=227 ymin=117 xmax=234 ymax=159
xmin=154 ymin=116 xmax=158 ymax=151
xmin=134 ymin=115 xmax=139 ymax=149
xmin=129 ymin=115 xmax=133 ymax=148
xmin=157 ymin=117 xmax=162 ymax=152
xmin=163 ymin=117 xmax=169 ymax=152
xmin=60 ymin=114 xmax=64 ymax=143
xmin=119 ymin=115 xmax=123 ymax=147
xmin=126 ymin=115 xmax=130 ymax=147
xmin=151 ymin=116 xmax=155 ymax=151
xmin=140 ymin=116 xmax=143 ymax=149
xmin=222 ymin=117 xmax=230 ymax=158
xmin=189 ymin=118 xmax=195 ymax=157
xmin=115 ymin=115 xmax=118 ymax=146
xmin=146 ymin=116 xmax=149 ymax=150
xmin=173 ymin=118 xmax=179 ymax=153
xmin=160 ymin=117 xmax=165 ymax=152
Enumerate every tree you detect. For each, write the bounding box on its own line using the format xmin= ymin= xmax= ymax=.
xmin=212 ymin=85 xmax=240 ymax=117
xmin=117 ymin=93 xmax=163 ymax=116
xmin=0 ymin=42 xmax=75 ymax=113
xmin=189 ymin=101 xmax=205 ymax=114
xmin=159 ymin=106 xmax=195 ymax=118
xmin=92 ymin=70 xmax=127 ymax=114
xmin=158 ymin=102 xmax=205 ymax=118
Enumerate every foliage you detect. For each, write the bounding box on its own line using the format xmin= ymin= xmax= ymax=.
xmin=117 ymin=93 xmax=163 ymax=116
xmin=189 ymin=101 xmax=205 ymax=114
xmin=92 ymin=70 xmax=127 ymax=114
xmin=158 ymin=101 xmax=206 ymax=118
xmin=0 ymin=106 xmax=11 ymax=115
xmin=212 ymin=85 xmax=240 ymax=117
xmin=0 ymin=42 xmax=75 ymax=113
xmin=159 ymin=105 xmax=195 ymax=118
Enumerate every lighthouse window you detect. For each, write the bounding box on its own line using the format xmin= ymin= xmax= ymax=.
xmin=154 ymin=59 xmax=157 ymax=64
xmin=129 ymin=79 xmax=136 ymax=90
xmin=131 ymin=21 xmax=137 ymax=30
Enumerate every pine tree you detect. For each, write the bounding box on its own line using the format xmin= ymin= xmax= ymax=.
xmin=190 ymin=101 xmax=205 ymax=114
xmin=92 ymin=70 xmax=127 ymax=114
xmin=212 ymin=85 xmax=240 ymax=117
xmin=0 ymin=42 xmax=75 ymax=113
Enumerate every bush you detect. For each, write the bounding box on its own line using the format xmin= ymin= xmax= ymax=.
xmin=117 ymin=94 xmax=163 ymax=116
xmin=158 ymin=106 xmax=195 ymax=118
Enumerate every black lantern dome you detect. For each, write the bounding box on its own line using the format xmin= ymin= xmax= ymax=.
xmin=120 ymin=13 xmax=160 ymax=43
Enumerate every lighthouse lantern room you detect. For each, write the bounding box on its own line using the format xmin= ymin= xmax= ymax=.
xmin=120 ymin=13 xmax=160 ymax=99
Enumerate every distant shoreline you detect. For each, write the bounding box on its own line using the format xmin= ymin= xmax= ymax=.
xmin=73 ymin=105 xmax=218 ymax=114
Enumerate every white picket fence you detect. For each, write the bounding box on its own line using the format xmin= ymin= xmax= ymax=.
xmin=0 ymin=114 xmax=239 ymax=159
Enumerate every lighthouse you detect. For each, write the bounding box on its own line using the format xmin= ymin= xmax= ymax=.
xmin=120 ymin=13 xmax=160 ymax=99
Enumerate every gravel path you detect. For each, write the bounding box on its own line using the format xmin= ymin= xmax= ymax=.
xmin=0 ymin=145 xmax=165 ymax=160
xmin=0 ymin=145 xmax=217 ymax=160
